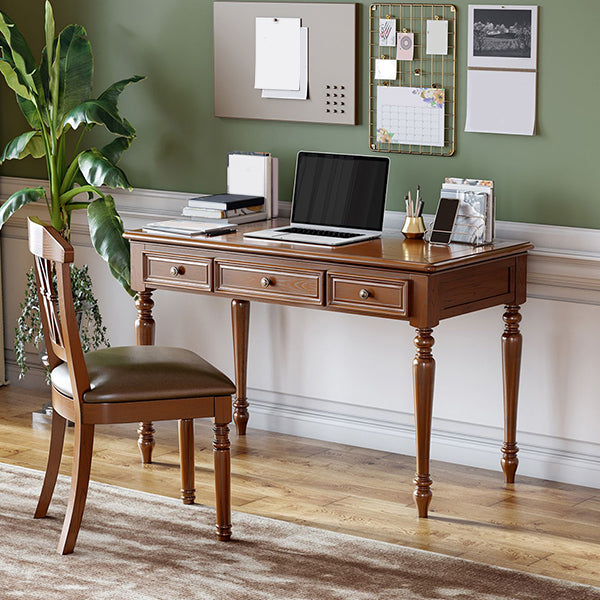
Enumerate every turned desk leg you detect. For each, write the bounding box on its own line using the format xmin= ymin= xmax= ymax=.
xmin=135 ymin=291 xmax=156 ymax=464
xmin=413 ymin=328 xmax=435 ymax=518
xmin=231 ymin=299 xmax=250 ymax=435
xmin=501 ymin=305 xmax=522 ymax=483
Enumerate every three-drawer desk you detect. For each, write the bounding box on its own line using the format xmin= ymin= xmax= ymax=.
xmin=125 ymin=222 xmax=532 ymax=517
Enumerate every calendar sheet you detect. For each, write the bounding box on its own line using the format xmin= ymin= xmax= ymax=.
xmin=376 ymin=86 xmax=445 ymax=147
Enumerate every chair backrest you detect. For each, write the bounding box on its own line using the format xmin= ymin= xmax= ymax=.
xmin=27 ymin=218 xmax=90 ymax=401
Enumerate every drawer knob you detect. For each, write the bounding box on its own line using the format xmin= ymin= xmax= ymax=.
xmin=260 ymin=276 xmax=271 ymax=288
xmin=359 ymin=288 xmax=370 ymax=300
xmin=170 ymin=266 xmax=184 ymax=277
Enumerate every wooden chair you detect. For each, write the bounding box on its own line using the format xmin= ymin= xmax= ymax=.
xmin=27 ymin=217 xmax=236 ymax=554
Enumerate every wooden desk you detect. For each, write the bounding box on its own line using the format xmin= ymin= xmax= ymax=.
xmin=125 ymin=222 xmax=532 ymax=517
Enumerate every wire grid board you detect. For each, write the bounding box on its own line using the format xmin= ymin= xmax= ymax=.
xmin=369 ymin=4 xmax=456 ymax=156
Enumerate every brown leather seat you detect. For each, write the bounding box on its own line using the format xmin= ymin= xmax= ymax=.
xmin=51 ymin=346 xmax=235 ymax=403
xmin=28 ymin=218 xmax=236 ymax=555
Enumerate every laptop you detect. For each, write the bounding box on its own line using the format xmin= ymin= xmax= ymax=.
xmin=244 ymin=151 xmax=390 ymax=246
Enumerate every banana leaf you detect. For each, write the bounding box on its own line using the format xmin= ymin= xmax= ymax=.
xmin=0 ymin=186 xmax=46 ymax=226
xmin=99 ymin=136 xmax=131 ymax=165
xmin=78 ymin=148 xmax=132 ymax=189
xmin=0 ymin=131 xmax=44 ymax=162
xmin=87 ymin=195 xmax=133 ymax=296
xmin=16 ymin=93 xmax=42 ymax=129
xmin=97 ymin=75 xmax=144 ymax=107
xmin=0 ymin=10 xmax=37 ymax=90
xmin=65 ymin=97 xmax=135 ymax=137
xmin=0 ymin=58 xmax=31 ymax=99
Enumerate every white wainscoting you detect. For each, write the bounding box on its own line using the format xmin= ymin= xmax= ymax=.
xmin=2 ymin=176 xmax=599 ymax=489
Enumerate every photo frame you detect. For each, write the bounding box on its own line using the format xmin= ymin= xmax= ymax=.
xmin=468 ymin=5 xmax=538 ymax=70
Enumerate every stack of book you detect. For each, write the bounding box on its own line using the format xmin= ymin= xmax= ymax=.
xmin=183 ymin=151 xmax=278 ymax=225
xmin=182 ymin=193 xmax=266 ymax=224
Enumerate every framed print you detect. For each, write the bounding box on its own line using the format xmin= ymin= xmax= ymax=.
xmin=468 ymin=5 xmax=538 ymax=70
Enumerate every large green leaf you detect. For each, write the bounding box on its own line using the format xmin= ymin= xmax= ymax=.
xmin=65 ymin=98 xmax=135 ymax=137
xmin=44 ymin=1 xmax=54 ymax=68
xmin=100 ymin=136 xmax=131 ymax=165
xmin=0 ymin=131 xmax=44 ymax=162
xmin=0 ymin=59 xmax=32 ymax=99
xmin=0 ymin=186 xmax=46 ymax=227
xmin=0 ymin=10 xmax=37 ymax=90
xmin=87 ymin=195 xmax=133 ymax=296
xmin=97 ymin=75 xmax=144 ymax=107
xmin=78 ymin=149 xmax=132 ymax=190
xmin=16 ymin=94 xmax=42 ymax=129
xmin=57 ymin=25 xmax=93 ymax=120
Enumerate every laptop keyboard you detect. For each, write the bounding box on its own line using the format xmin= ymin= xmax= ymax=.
xmin=281 ymin=227 xmax=359 ymax=239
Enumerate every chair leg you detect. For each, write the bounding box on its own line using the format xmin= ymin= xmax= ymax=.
xmin=34 ymin=409 xmax=67 ymax=519
xmin=213 ymin=421 xmax=231 ymax=541
xmin=57 ymin=422 xmax=95 ymax=555
xmin=178 ymin=419 xmax=196 ymax=504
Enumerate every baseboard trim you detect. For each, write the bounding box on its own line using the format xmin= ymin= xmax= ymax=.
xmin=245 ymin=387 xmax=600 ymax=489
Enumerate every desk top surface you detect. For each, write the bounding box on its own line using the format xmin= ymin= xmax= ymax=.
xmin=125 ymin=219 xmax=533 ymax=273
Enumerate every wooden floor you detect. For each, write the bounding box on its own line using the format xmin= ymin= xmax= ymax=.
xmin=1 ymin=385 xmax=598 ymax=587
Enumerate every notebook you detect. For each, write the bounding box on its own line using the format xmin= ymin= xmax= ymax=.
xmin=244 ymin=151 xmax=389 ymax=246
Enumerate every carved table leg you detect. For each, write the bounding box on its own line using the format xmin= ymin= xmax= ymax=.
xmin=412 ymin=328 xmax=435 ymax=518
xmin=231 ymin=299 xmax=250 ymax=435
xmin=501 ymin=304 xmax=522 ymax=483
xmin=135 ymin=291 xmax=156 ymax=464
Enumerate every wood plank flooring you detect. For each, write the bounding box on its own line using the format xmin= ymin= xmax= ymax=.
xmin=1 ymin=385 xmax=598 ymax=587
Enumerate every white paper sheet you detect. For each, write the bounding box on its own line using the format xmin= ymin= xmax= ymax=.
xmin=227 ymin=153 xmax=270 ymax=199
xmin=377 ymin=86 xmax=445 ymax=147
xmin=254 ymin=17 xmax=301 ymax=91
xmin=426 ymin=19 xmax=448 ymax=55
xmin=262 ymin=27 xmax=308 ymax=99
xmin=465 ymin=69 xmax=536 ymax=136
xmin=375 ymin=59 xmax=397 ymax=80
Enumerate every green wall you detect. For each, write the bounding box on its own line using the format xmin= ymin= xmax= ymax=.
xmin=1 ymin=0 xmax=598 ymax=228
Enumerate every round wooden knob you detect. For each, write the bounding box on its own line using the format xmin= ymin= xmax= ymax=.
xmin=170 ymin=266 xmax=183 ymax=277
xmin=359 ymin=288 xmax=370 ymax=300
xmin=260 ymin=277 xmax=271 ymax=288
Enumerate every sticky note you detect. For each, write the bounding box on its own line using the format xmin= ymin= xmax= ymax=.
xmin=375 ymin=59 xmax=397 ymax=80
xmin=426 ymin=19 xmax=448 ymax=55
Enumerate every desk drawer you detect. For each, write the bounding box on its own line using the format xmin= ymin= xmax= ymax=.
xmin=215 ymin=260 xmax=324 ymax=305
xmin=143 ymin=252 xmax=212 ymax=291
xmin=327 ymin=272 xmax=409 ymax=317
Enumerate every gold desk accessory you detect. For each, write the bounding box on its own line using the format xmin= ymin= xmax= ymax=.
xmin=402 ymin=216 xmax=426 ymax=239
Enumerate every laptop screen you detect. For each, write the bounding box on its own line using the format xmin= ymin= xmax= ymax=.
xmin=291 ymin=152 xmax=389 ymax=231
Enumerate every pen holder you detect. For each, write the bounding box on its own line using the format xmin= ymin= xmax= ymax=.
xmin=401 ymin=216 xmax=426 ymax=239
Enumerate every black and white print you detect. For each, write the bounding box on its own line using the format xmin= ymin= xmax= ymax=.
xmin=468 ymin=5 xmax=538 ymax=70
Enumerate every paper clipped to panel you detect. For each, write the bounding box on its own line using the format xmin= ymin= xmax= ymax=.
xmin=262 ymin=27 xmax=308 ymax=99
xmin=426 ymin=19 xmax=448 ymax=55
xmin=254 ymin=17 xmax=301 ymax=91
xmin=465 ymin=69 xmax=536 ymax=136
xmin=377 ymin=86 xmax=445 ymax=147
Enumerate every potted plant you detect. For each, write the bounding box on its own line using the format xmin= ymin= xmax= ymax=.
xmin=0 ymin=1 xmax=144 ymax=379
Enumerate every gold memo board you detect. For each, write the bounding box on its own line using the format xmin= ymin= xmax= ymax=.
xmin=369 ymin=4 xmax=456 ymax=156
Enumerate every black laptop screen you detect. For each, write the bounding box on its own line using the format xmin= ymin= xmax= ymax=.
xmin=291 ymin=152 xmax=389 ymax=231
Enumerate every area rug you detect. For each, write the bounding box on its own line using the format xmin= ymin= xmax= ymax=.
xmin=0 ymin=462 xmax=598 ymax=600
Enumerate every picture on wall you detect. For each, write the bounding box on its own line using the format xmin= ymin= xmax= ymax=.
xmin=468 ymin=5 xmax=538 ymax=70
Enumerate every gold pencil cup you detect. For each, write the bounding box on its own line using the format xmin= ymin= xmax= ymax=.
xmin=401 ymin=216 xmax=426 ymax=239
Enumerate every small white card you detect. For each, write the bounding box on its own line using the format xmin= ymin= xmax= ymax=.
xmin=426 ymin=19 xmax=448 ymax=55
xmin=379 ymin=18 xmax=396 ymax=46
xmin=397 ymin=33 xmax=414 ymax=60
xmin=375 ymin=59 xmax=397 ymax=80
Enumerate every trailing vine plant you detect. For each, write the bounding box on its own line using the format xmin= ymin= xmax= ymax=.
xmin=14 ymin=265 xmax=109 ymax=381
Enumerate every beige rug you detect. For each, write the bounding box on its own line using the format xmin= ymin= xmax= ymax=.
xmin=1 ymin=462 xmax=598 ymax=600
